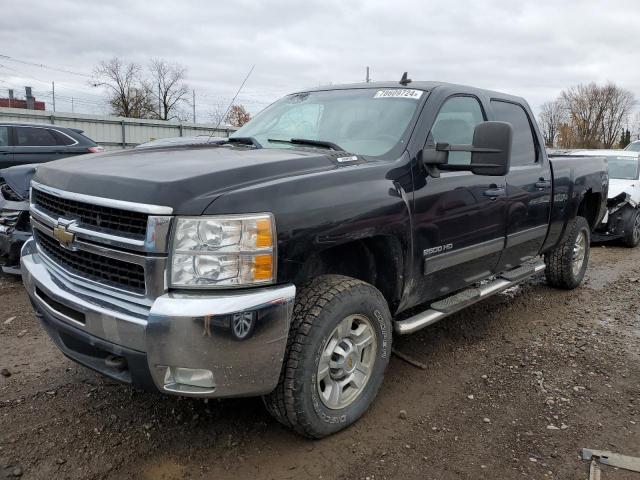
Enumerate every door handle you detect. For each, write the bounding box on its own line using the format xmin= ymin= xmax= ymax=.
xmin=483 ymin=187 xmax=505 ymax=200
xmin=535 ymin=179 xmax=551 ymax=190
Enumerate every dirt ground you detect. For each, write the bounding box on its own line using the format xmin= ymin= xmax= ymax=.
xmin=1 ymin=244 xmax=639 ymax=480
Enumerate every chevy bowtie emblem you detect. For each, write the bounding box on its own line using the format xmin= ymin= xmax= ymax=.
xmin=53 ymin=221 xmax=76 ymax=250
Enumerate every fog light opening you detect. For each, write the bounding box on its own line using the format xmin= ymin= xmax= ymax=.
xmin=164 ymin=366 xmax=215 ymax=390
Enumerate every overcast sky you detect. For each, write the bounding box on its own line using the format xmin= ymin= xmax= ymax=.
xmin=1 ymin=0 xmax=638 ymax=122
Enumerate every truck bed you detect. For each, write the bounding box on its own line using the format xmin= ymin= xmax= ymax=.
xmin=543 ymin=154 xmax=608 ymax=252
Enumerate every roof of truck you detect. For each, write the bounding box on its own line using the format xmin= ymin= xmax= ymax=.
xmin=299 ymin=81 xmax=527 ymax=103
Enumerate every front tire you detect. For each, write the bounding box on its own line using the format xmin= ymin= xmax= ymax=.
xmin=263 ymin=275 xmax=392 ymax=438
xmin=545 ymin=216 xmax=590 ymax=289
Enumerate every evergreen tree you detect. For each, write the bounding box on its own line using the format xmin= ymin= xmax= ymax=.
xmin=619 ymin=128 xmax=632 ymax=148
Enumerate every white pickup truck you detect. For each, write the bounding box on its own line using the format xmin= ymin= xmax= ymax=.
xmin=569 ymin=149 xmax=640 ymax=247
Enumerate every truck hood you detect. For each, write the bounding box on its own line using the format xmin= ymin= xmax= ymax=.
xmin=33 ymin=145 xmax=342 ymax=214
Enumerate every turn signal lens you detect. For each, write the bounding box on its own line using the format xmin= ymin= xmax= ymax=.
xmin=252 ymin=254 xmax=274 ymax=281
xmin=256 ymin=218 xmax=273 ymax=249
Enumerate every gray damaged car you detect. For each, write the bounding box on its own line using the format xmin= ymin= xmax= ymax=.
xmin=0 ymin=164 xmax=37 ymax=274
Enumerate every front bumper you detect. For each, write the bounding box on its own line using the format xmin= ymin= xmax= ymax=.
xmin=21 ymin=239 xmax=296 ymax=397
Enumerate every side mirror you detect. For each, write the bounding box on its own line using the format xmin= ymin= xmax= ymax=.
xmin=470 ymin=121 xmax=512 ymax=176
xmin=420 ymin=121 xmax=513 ymax=177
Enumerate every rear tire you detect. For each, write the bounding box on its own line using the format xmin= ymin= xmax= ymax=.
xmin=622 ymin=208 xmax=640 ymax=248
xmin=263 ymin=275 xmax=392 ymax=438
xmin=545 ymin=216 xmax=590 ymax=289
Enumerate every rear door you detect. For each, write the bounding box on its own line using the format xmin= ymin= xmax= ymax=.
xmin=491 ymin=100 xmax=551 ymax=270
xmin=413 ymin=95 xmax=508 ymax=302
xmin=13 ymin=126 xmax=64 ymax=165
xmin=0 ymin=125 xmax=13 ymax=168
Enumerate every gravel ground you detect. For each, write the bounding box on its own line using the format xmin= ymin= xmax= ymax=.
xmin=1 ymin=243 xmax=639 ymax=479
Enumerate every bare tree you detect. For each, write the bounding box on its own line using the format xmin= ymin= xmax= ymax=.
xmin=538 ymin=100 xmax=565 ymax=147
xmin=559 ymin=83 xmax=608 ymax=148
xmin=226 ymin=104 xmax=251 ymax=127
xmin=149 ymin=59 xmax=189 ymax=121
xmin=92 ymin=57 xmax=154 ymax=118
xmin=209 ymin=103 xmax=227 ymax=126
xmin=557 ymin=82 xmax=635 ymax=148
xmin=600 ymin=83 xmax=635 ymax=148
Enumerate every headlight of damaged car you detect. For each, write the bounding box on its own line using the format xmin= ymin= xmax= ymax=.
xmin=170 ymin=214 xmax=276 ymax=287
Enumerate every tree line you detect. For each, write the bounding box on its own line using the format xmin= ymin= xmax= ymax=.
xmin=538 ymin=82 xmax=637 ymax=149
xmin=91 ymin=57 xmax=251 ymax=126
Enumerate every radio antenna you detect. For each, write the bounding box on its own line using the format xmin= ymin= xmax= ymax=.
xmin=399 ymin=71 xmax=412 ymax=86
xmin=208 ymin=64 xmax=255 ymax=142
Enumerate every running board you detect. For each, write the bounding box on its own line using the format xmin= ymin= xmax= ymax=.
xmin=393 ymin=259 xmax=546 ymax=335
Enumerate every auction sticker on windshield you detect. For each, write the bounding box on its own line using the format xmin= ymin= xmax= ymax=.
xmin=374 ymin=89 xmax=423 ymax=99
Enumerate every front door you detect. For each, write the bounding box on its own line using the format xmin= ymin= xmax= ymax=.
xmin=413 ymin=96 xmax=508 ymax=302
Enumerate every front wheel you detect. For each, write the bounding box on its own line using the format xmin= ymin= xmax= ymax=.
xmin=545 ymin=216 xmax=590 ymax=289
xmin=263 ymin=275 xmax=392 ymax=438
xmin=622 ymin=208 xmax=640 ymax=248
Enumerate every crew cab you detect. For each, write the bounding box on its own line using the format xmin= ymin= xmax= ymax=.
xmin=20 ymin=80 xmax=608 ymax=438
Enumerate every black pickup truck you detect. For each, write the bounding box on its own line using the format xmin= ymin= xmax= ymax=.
xmin=21 ymin=80 xmax=608 ymax=438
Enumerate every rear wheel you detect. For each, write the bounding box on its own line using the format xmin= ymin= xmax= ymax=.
xmin=622 ymin=208 xmax=640 ymax=248
xmin=263 ymin=275 xmax=392 ymax=438
xmin=544 ymin=216 xmax=590 ymax=289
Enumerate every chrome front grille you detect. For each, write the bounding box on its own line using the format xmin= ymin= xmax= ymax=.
xmin=32 ymin=188 xmax=149 ymax=238
xmin=36 ymin=230 xmax=146 ymax=294
xmin=29 ymin=182 xmax=173 ymax=304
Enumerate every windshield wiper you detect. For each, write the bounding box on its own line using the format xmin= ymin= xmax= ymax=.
xmin=268 ymin=138 xmax=345 ymax=152
xmin=226 ymin=136 xmax=263 ymax=148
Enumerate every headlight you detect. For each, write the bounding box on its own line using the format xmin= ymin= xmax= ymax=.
xmin=170 ymin=214 xmax=276 ymax=288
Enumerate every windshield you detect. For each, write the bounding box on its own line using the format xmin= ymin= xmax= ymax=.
xmin=231 ymin=88 xmax=424 ymax=156
xmin=607 ymin=155 xmax=639 ymax=180
xmin=625 ymin=141 xmax=640 ymax=152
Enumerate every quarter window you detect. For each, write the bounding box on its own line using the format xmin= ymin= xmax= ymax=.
xmin=431 ymin=97 xmax=485 ymax=165
xmin=15 ymin=127 xmax=58 ymax=147
xmin=491 ymin=101 xmax=537 ymax=166
xmin=51 ymin=129 xmax=76 ymax=146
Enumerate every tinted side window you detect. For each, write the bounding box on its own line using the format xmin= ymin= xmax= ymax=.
xmin=491 ymin=101 xmax=537 ymax=166
xmin=15 ymin=127 xmax=58 ymax=147
xmin=0 ymin=127 xmax=9 ymax=147
xmin=431 ymin=97 xmax=485 ymax=165
xmin=51 ymin=129 xmax=76 ymax=146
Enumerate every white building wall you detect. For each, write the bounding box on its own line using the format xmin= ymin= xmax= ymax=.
xmin=0 ymin=107 xmax=237 ymax=150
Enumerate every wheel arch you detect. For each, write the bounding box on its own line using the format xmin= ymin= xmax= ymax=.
xmin=294 ymin=235 xmax=405 ymax=313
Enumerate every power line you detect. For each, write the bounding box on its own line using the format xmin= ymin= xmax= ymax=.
xmin=0 ymin=54 xmax=92 ymax=78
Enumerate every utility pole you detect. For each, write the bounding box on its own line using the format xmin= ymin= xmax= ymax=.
xmin=71 ymin=97 xmax=74 ymax=113
xmin=365 ymin=66 xmax=370 ymax=83
xmin=192 ymin=89 xmax=196 ymax=123
xmin=52 ymin=81 xmax=56 ymax=112
xmin=158 ymin=82 xmax=162 ymax=120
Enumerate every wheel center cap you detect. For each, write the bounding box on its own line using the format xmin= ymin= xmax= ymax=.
xmin=343 ymin=352 xmax=358 ymax=374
